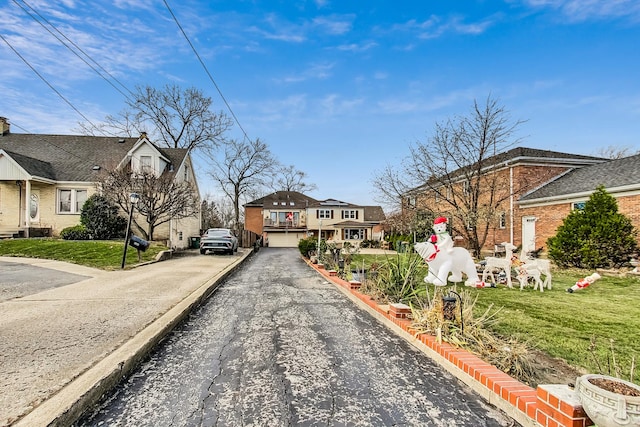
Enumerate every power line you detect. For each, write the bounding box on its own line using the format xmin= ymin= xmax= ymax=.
xmin=0 ymin=32 xmax=104 ymax=135
xmin=162 ymin=0 xmax=252 ymax=142
xmin=12 ymin=0 xmax=135 ymax=102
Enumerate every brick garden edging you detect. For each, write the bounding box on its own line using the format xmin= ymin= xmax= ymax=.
xmin=304 ymin=257 xmax=593 ymax=427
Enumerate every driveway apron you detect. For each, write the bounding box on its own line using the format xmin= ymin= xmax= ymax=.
xmin=78 ymin=248 xmax=518 ymax=427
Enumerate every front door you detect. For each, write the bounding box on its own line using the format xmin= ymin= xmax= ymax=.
xmin=521 ymin=216 xmax=536 ymax=253
xmin=29 ymin=190 xmax=40 ymax=224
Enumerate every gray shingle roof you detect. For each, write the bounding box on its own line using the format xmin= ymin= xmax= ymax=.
xmin=363 ymin=205 xmax=386 ymax=221
xmin=0 ymin=133 xmax=137 ymax=181
xmin=520 ymin=153 xmax=640 ymax=201
xmin=0 ymin=133 xmax=187 ymax=182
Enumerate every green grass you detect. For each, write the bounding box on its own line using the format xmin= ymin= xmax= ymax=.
xmin=0 ymin=238 xmax=168 ymax=270
xmin=352 ymin=253 xmax=640 ymax=383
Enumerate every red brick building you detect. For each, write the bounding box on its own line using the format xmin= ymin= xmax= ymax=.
xmin=404 ymin=147 xmax=640 ymax=255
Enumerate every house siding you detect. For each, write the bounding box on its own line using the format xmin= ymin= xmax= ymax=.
xmin=519 ymin=192 xmax=640 ymax=250
xmin=245 ymin=206 xmax=264 ymax=236
xmin=408 ymin=160 xmax=584 ymax=254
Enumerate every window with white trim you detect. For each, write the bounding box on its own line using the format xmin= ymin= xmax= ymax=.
xmin=342 ymin=210 xmax=358 ymax=219
xmin=499 ymin=212 xmax=506 ymax=229
xmin=344 ymin=228 xmax=364 ymax=240
xmin=58 ymin=189 xmax=87 ymax=214
xmin=318 ymin=209 xmax=333 ymax=219
xmin=572 ymin=201 xmax=586 ymax=211
xmin=140 ymin=155 xmax=152 ymax=172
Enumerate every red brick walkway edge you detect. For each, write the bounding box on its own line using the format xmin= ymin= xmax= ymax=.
xmin=303 ymin=257 xmax=593 ymax=427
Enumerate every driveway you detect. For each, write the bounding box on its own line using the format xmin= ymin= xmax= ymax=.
xmin=76 ymin=248 xmax=518 ymax=426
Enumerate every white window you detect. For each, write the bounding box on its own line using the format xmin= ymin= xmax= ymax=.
xmin=318 ymin=209 xmax=332 ymax=219
xmin=140 ymin=155 xmax=152 ymax=172
xmin=184 ymin=165 xmax=189 ymax=181
xmin=407 ymin=196 xmax=416 ymax=208
xmin=499 ymin=212 xmax=506 ymax=229
xmin=463 ymin=180 xmax=470 ymax=196
xmin=342 ymin=210 xmax=358 ymax=219
xmin=344 ymin=228 xmax=364 ymax=240
xmin=58 ymin=189 xmax=87 ymax=214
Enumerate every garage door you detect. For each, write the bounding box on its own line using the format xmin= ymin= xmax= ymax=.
xmin=268 ymin=232 xmax=302 ymax=248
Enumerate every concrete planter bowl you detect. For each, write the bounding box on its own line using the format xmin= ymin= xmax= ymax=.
xmin=576 ymin=374 xmax=640 ymax=427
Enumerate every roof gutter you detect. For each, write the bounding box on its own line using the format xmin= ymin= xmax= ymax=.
xmin=519 ymin=183 xmax=640 ymax=207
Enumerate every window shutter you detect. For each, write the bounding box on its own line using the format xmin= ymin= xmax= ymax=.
xmin=341 ymin=229 xmax=344 ymax=239
xmin=316 ymin=209 xmax=319 ymax=219
xmin=356 ymin=211 xmax=359 ymax=219
xmin=341 ymin=211 xmax=344 ymax=219
xmin=330 ymin=210 xmax=334 ymax=219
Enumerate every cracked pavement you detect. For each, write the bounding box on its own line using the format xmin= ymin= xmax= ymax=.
xmin=76 ymin=248 xmax=519 ymax=427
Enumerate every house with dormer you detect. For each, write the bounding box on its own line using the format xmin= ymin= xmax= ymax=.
xmin=0 ymin=117 xmax=200 ymax=248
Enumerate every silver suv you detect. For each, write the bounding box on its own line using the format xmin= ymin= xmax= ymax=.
xmin=199 ymin=228 xmax=239 ymax=255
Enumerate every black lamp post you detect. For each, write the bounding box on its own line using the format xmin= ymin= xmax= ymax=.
xmin=121 ymin=192 xmax=139 ymax=269
xmin=442 ymin=290 xmax=464 ymax=334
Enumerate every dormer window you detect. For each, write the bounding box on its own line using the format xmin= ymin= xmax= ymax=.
xmin=140 ymin=155 xmax=152 ymax=172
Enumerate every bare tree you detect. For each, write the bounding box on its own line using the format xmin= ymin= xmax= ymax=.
xmin=372 ymin=96 xmax=525 ymax=256
xmin=593 ymin=145 xmax=640 ymax=159
xmin=269 ymin=164 xmax=318 ymax=193
xmin=207 ymin=138 xmax=276 ymax=232
xmin=77 ymin=84 xmax=233 ymax=151
xmin=99 ymin=168 xmax=200 ymax=241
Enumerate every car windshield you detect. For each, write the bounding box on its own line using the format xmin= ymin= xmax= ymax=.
xmin=207 ymin=229 xmax=232 ymax=237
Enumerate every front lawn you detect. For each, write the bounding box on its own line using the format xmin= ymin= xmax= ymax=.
xmin=351 ymin=253 xmax=640 ymax=384
xmin=0 ymin=238 xmax=168 ymax=270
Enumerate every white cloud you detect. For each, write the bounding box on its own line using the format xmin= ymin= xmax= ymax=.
xmin=521 ymin=0 xmax=640 ymax=22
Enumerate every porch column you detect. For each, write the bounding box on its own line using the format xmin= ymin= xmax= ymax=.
xmin=24 ymin=181 xmax=31 ymax=237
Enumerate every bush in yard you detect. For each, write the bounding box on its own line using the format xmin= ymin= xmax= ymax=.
xmin=80 ymin=194 xmax=127 ymax=240
xmin=297 ymin=237 xmax=326 ymax=258
xmin=60 ymin=225 xmax=91 ymax=240
xmin=547 ymin=185 xmax=638 ymax=269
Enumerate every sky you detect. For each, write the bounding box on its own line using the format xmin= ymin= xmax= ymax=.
xmin=1 ymin=0 xmax=640 ymax=210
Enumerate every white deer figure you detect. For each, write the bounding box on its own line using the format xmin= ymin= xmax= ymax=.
xmin=517 ymin=248 xmax=553 ymax=291
xmin=482 ymin=242 xmax=517 ymax=288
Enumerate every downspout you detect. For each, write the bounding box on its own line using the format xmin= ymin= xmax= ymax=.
xmin=509 ymin=166 xmax=514 ymax=245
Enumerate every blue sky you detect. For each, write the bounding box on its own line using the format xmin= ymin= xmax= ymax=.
xmin=1 ymin=0 xmax=639 ymax=208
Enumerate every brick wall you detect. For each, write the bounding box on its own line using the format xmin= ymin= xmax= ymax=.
xmin=245 ymin=206 xmax=263 ymax=236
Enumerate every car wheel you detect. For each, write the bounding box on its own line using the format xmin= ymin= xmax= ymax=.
xmin=200 ymin=249 xmax=206 ymax=255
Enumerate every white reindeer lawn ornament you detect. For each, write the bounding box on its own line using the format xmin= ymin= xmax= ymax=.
xmin=513 ymin=260 xmax=545 ymax=292
xmin=517 ymin=248 xmax=553 ymax=291
xmin=481 ymin=242 xmax=517 ymax=288
xmin=415 ymin=241 xmax=487 ymax=287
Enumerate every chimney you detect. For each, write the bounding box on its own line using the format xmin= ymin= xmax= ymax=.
xmin=0 ymin=117 xmax=9 ymax=135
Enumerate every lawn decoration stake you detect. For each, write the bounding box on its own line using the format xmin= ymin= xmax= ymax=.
xmin=567 ymin=272 xmax=601 ymax=293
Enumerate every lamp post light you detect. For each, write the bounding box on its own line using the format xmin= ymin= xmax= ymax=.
xmin=442 ymin=290 xmax=464 ymax=334
xmin=121 ymin=192 xmax=140 ymax=269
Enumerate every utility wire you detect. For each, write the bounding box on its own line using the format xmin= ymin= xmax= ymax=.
xmin=162 ymin=0 xmax=252 ymax=142
xmin=12 ymin=0 xmax=135 ymax=102
xmin=0 ymin=32 xmax=103 ymax=135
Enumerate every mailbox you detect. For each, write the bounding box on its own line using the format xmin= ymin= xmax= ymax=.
xmin=129 ymin=235 xmax=149 ymax=252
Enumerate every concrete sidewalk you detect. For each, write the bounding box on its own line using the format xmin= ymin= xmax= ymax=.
xmin=0 ymin=250 xmax=253 ymax=427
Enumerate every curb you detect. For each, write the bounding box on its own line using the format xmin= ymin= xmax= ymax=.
xmin=14 ymin=250 xmax=254 ymax=427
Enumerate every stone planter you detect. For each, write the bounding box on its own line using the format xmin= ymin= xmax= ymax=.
xmin=575 ymin=374 xmax=640 ymax=427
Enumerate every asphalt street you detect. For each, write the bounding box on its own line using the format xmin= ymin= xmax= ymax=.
xmin=75 ymin=248 xmax=518 ymax=427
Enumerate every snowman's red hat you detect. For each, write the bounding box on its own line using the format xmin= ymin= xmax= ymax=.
xmin=434 ymin=216 xmax=448 ymax=225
